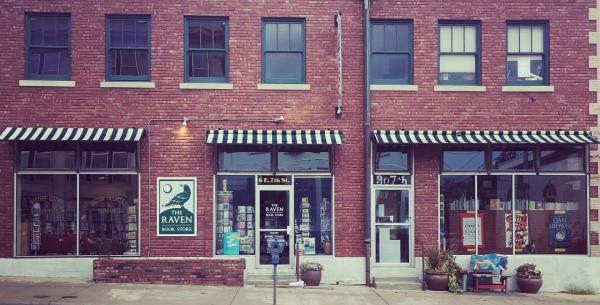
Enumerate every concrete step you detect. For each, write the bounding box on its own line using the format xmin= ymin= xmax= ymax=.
xmin=246 ymin=274 xmax=298 ymax=286
xmin=373 ymin=277 xmax=423 ymax=290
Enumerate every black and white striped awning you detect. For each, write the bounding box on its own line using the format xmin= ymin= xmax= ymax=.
xmin=373 ymin=130 xmax=599 ymax=144
xmin=0 ymin=127 xmax=145 ymax=142
xmin=206 ymin=129 xmax=343 ymax=145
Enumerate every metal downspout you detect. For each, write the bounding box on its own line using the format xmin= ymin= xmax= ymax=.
xmin=363 ymin=0 xmax=372 ymax=287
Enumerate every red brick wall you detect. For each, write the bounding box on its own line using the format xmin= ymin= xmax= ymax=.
xmin=0 ymin=0 xmax=365 ymax=258
xmin=93 ymin=258 xmax=245 ymax=286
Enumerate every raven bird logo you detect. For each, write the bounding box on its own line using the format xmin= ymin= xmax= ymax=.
xmin=162 ymin=184 xmax=191 ymax=209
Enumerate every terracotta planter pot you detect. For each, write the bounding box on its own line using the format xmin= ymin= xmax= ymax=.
xmin=424 ymin=272 xmax=449 ymax=291
xmin=516 ymin=275 xmax=543 ymax=293
xmin=301 ymin=270 xmax=322 ymax=286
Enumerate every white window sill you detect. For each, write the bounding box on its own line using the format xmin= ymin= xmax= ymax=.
xmin=434 ymin=85 xmax=487 ymax=92
xmin=257 ymin=83 xmax=310 ymax=91
xmin=370 ymin=84 xmax=418 ymax=91
xmin=502 ymin=85 xmax=554 ymax=92
xmin=179 ymin=82 xmax=233 ymax=90
xmin=19 ymin=80 xmax=76 ymax=87
xmin=100 ymin=81 xmax=155 ymax=89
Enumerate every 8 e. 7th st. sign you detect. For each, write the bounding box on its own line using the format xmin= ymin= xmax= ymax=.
xmin=157 ymin=177 xmax=197 ymax=236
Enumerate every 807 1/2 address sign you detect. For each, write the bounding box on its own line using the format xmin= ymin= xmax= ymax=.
xmin=373 ymin=175 xmax=411 ymax=185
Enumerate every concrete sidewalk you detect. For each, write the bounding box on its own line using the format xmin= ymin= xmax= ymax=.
xmin=0 ymin=277 xmax=599 ymax=305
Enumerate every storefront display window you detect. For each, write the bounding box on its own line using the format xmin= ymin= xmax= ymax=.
xmin=540 ymin=147 xmax=584 ymax=172
xmin=215 ymin=175 xmax=256 ymax=255
xmin=219 ymin=149 xmax=271 ymax=171
xmin=15 ymin=143 xmax=140 ymax=257
xmin=515 ymin=175 xmax=587 ymax=254
xmin=440 ymin=175 xmax=476 ymax=254
xmin=442 ymin=149 xmax=485 ymax=171
xmin=476 ymin=175 xmax=512 ymax=254
xmin=491 ymin=147 xmax=534 ymax=171
xmin=79 ymin=174 xmax=139 ymax=255
xmin=17 ymin=174 xmax=77 ymax=256
xmin=277 ymin=147 xmax=329 ymax=171
xmin=294 ymin=178 xmax=333 ymax=255
xmin=375 ymin=146 xmax=409 ymax=172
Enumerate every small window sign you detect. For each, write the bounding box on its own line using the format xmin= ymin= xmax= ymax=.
xmin=258 ymin=175 xmax=292 ymax=185
xmin=373 ymin=175 xmax=411 ymax=185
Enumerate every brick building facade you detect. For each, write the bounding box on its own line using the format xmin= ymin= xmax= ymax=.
xmin=0 ymin=0 xmax=599 ymax=292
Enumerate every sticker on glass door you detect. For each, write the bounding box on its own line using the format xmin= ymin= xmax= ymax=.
xmin=259 ymin=190 xmax=290 ymax=265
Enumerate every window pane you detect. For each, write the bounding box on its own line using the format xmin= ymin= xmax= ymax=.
xmin=439 ymin=54 xmax=476 ymax=81
xmin=519 ymin=26 xmax=532 ymax=52
xmin=201 ymin=22 xmax=213 ymax=49
xmin=188 ymin=21 xmax=201 ymax=48
xmin=451 ymin=26 xmax=464 ymax=52
xmin=397 ymin=24 xmax=410 ymax=52
xmin=17 ymin=174 xmax=77 ymax=256
xmin=277 ymin=151 xmax=330 ymax=171
xmin=277 ymin=23 xmax=290 ymax=50
xmin=81 ymin=143 xmax=137 ymax=170
xmin=135 ymin=20 xmax=148 ymax=48
xmin=79 ymin=174 xmax=139 ymax=255
xmin=294 ymin=178 xmax=333 ymax=255
xmin=290 ymin=23 xmax=302 ymax=50
xmin=265 ymin=52 xmax=302 ymax=82
xmin=110 ymin=20 xmax=124 ymax=47
xmin=440 ymin=175 xmax=476 ymax=254
xmin=507 ymin=26 xmax=519 ymax=52
xmin=28 ymin=48 xmax=69 ymax=76
xmin=375 ymin=146 xmax=409 ymax=171
xmin=110 ymin=49 xmax=149 ymax=76
xmin=123 ymin=20 xmax=136 ymax=47
xmin=19 ymin=144 xmax=75 ymax=170
xmin=442 ymin=149 xmax=485 ymax=171
xmin=531 ymin=25 xmax=544 ymax=52
xmin=464 ymin=26 xmax=476 ymax=53
xmin=376 ymin=225 xmax=409 ymax=263
xmin=540 ymin=147 xmax=584 ymax=172
xmin=30 ymin=16 xmax=44 ymax=45
xmin=506 ymin=55 xmax=543 ymax=81
xmin=216 ymin=176 xmax=256 ymax=255
xmin=371 ymin=53 xmax=409 ymax=81
xmin=477 ymin=175 xmax=513 ymax=255
xmin=516 ymin=175 xmax=587 ymax=255
xmin=492 ymin=147 xmax=535 ymax=170
xmin=188 ymin=50 xmax=226 ymax=78
xmin=265 ymin=23 xmax=277 ymax=50
xmin=213 ymin=21 xmax=226 ymax=49
xmin=384 ymin=24 xmax=396 ymax=51
xmin=372 ymin=24 xmax=386 ymax=52
xmin=440 ymin=26 xmax=452 ymax=52
xmin=219 ymin=150 xmax=271 ymax=171
xmin=375 ymin=190 xmax=409 ymax=223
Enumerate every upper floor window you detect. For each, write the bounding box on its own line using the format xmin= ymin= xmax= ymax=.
xmin=374 ymin=145 xmax=410 ymax=172
xmin=185 ymin=17 xmax=228 ymax=83
xmin=106 ymin=15 xmax=150 ymax=81
xmin=438 ymin=22 xmax=480 ymax=85
xmin=370 ymin=20 xmax=412 ymax=84
xmin=25 ymin=13 xmax=70 ymax=80
xmin=262 ymin=19 xmax=305 ymax=84
xmin=506 ymin=22 xmax=548 ymax=85
xmin=442 ymin=148 xmax=485 ymax=171
xmin=277 ymin=146 xmax=330 ymax=171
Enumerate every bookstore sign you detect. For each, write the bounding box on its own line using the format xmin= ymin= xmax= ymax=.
xmin=157 ymin=177 xmax=197 ymax=236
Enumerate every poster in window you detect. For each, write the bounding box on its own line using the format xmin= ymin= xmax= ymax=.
xmin=549 ymin=214 xmax=571 ymax=248
xmin=223 ymin=231 xmax=241 ymax=255
xmin=461 ymin=213 xmax=484 ymax=248
xmin=301 ymin=237 xmax=316 ymax=255
xmin=505 ymin=212 xmax=529 ymax=249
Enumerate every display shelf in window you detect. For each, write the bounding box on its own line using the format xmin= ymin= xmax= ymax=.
xmin=319 ymin=197 xmax=332 ymax=255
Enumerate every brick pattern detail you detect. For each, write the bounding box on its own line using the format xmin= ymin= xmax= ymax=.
xmin=93 ymin=258 xmax=245 ymax=286
xmin=590 ymin=0 xmax=600 ymax=256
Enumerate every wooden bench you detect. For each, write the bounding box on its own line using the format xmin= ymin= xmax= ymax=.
xmin=472 ymin=273 xmax=510 ymax=293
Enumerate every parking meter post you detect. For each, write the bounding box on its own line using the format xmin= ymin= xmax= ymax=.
xmin=273 ymin=264 xmax=277 ymax=305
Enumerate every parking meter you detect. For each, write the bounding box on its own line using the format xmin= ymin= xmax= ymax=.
xmin=266 ymin=236 xmax=286 ymax=265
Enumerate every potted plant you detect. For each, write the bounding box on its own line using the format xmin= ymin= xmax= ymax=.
xmin=300 ymin=262 xmax=323 ymax=286
xmin=515 ymin=263 xmax=543 ymax=293
xmin=422 ymin=245 xmax=451 ymax=291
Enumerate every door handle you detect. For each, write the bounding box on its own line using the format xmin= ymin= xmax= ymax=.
xmin=286 ymin=226 xmax=292 ymax=235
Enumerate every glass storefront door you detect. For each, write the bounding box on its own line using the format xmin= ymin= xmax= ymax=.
xmin=373 ymin=188 xmax=413 ymax=264
xmin=257 ymin=190 xmax=292 ymax=266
